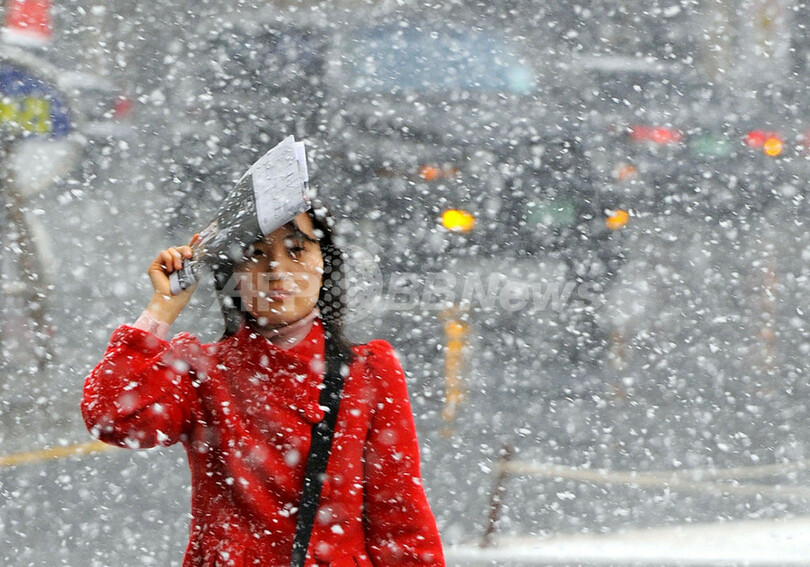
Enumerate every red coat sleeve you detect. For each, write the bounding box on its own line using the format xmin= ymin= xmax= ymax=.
xmin=362 ymin=340 xmax=445 ymax=566
xmin=81 ymin=325 xmax=200 ymax=449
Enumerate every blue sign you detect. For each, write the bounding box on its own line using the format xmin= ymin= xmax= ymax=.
xmin=0 ymin=62 xmax=71 ymax=138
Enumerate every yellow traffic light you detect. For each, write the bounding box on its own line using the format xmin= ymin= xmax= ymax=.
xmin=606 ymin=209 xmax=630 ymax=231
xmin=763 ymin=137 xmax=783 ymax=157
xmin=441 ymin=209 xmax=475 ymax=233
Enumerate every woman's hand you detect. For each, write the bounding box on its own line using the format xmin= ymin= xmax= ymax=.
xmin=145 ymin=234 xmax=199 ymax=325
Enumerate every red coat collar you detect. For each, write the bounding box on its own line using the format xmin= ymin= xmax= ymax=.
xmin=217 ymin=318 xmax=327 ymax=424
xmin=225 ymin=317 xmax=325 ymax=366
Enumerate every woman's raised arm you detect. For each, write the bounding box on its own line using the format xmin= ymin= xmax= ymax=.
xmin=81 ymin=238 xmax=202 ymax=449
xmin=80 ymin=326 xmax=202 ymax=449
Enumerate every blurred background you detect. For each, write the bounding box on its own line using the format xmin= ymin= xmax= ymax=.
xmin=4 ymin=0 xmax=810 ymax=564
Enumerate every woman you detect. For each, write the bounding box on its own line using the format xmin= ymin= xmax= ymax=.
xmin=81 ymin=205 xmax=445 ymax=566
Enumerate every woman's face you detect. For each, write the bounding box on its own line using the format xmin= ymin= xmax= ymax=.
xmin=236 ymin=213 xmax=323 ymax=327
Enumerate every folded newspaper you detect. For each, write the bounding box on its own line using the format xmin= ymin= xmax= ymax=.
xmin=169 ymin=135 xmax=312 ymax=295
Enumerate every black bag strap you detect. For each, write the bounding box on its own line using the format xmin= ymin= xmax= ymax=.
xmin=290 ymin=347 xmax=347 ymax=567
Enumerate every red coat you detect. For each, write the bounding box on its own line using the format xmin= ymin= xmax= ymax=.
xmin=81 ymin=318 xmax=445 ymax=567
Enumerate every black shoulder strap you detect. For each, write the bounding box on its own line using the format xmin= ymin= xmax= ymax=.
xmin=290 ymin=348 xmax=347 ymax=567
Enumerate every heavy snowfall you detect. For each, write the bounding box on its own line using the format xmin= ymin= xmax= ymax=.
xmin=4 ymin=0 xmax=810 ymax=565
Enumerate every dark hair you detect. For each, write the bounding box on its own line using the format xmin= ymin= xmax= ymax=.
xmin=213 ymin=200 xmax=354 ymax=363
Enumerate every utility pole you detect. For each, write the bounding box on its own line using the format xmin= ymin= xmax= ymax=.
xmin=440 ymin=304 xmax=470 ymax=437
